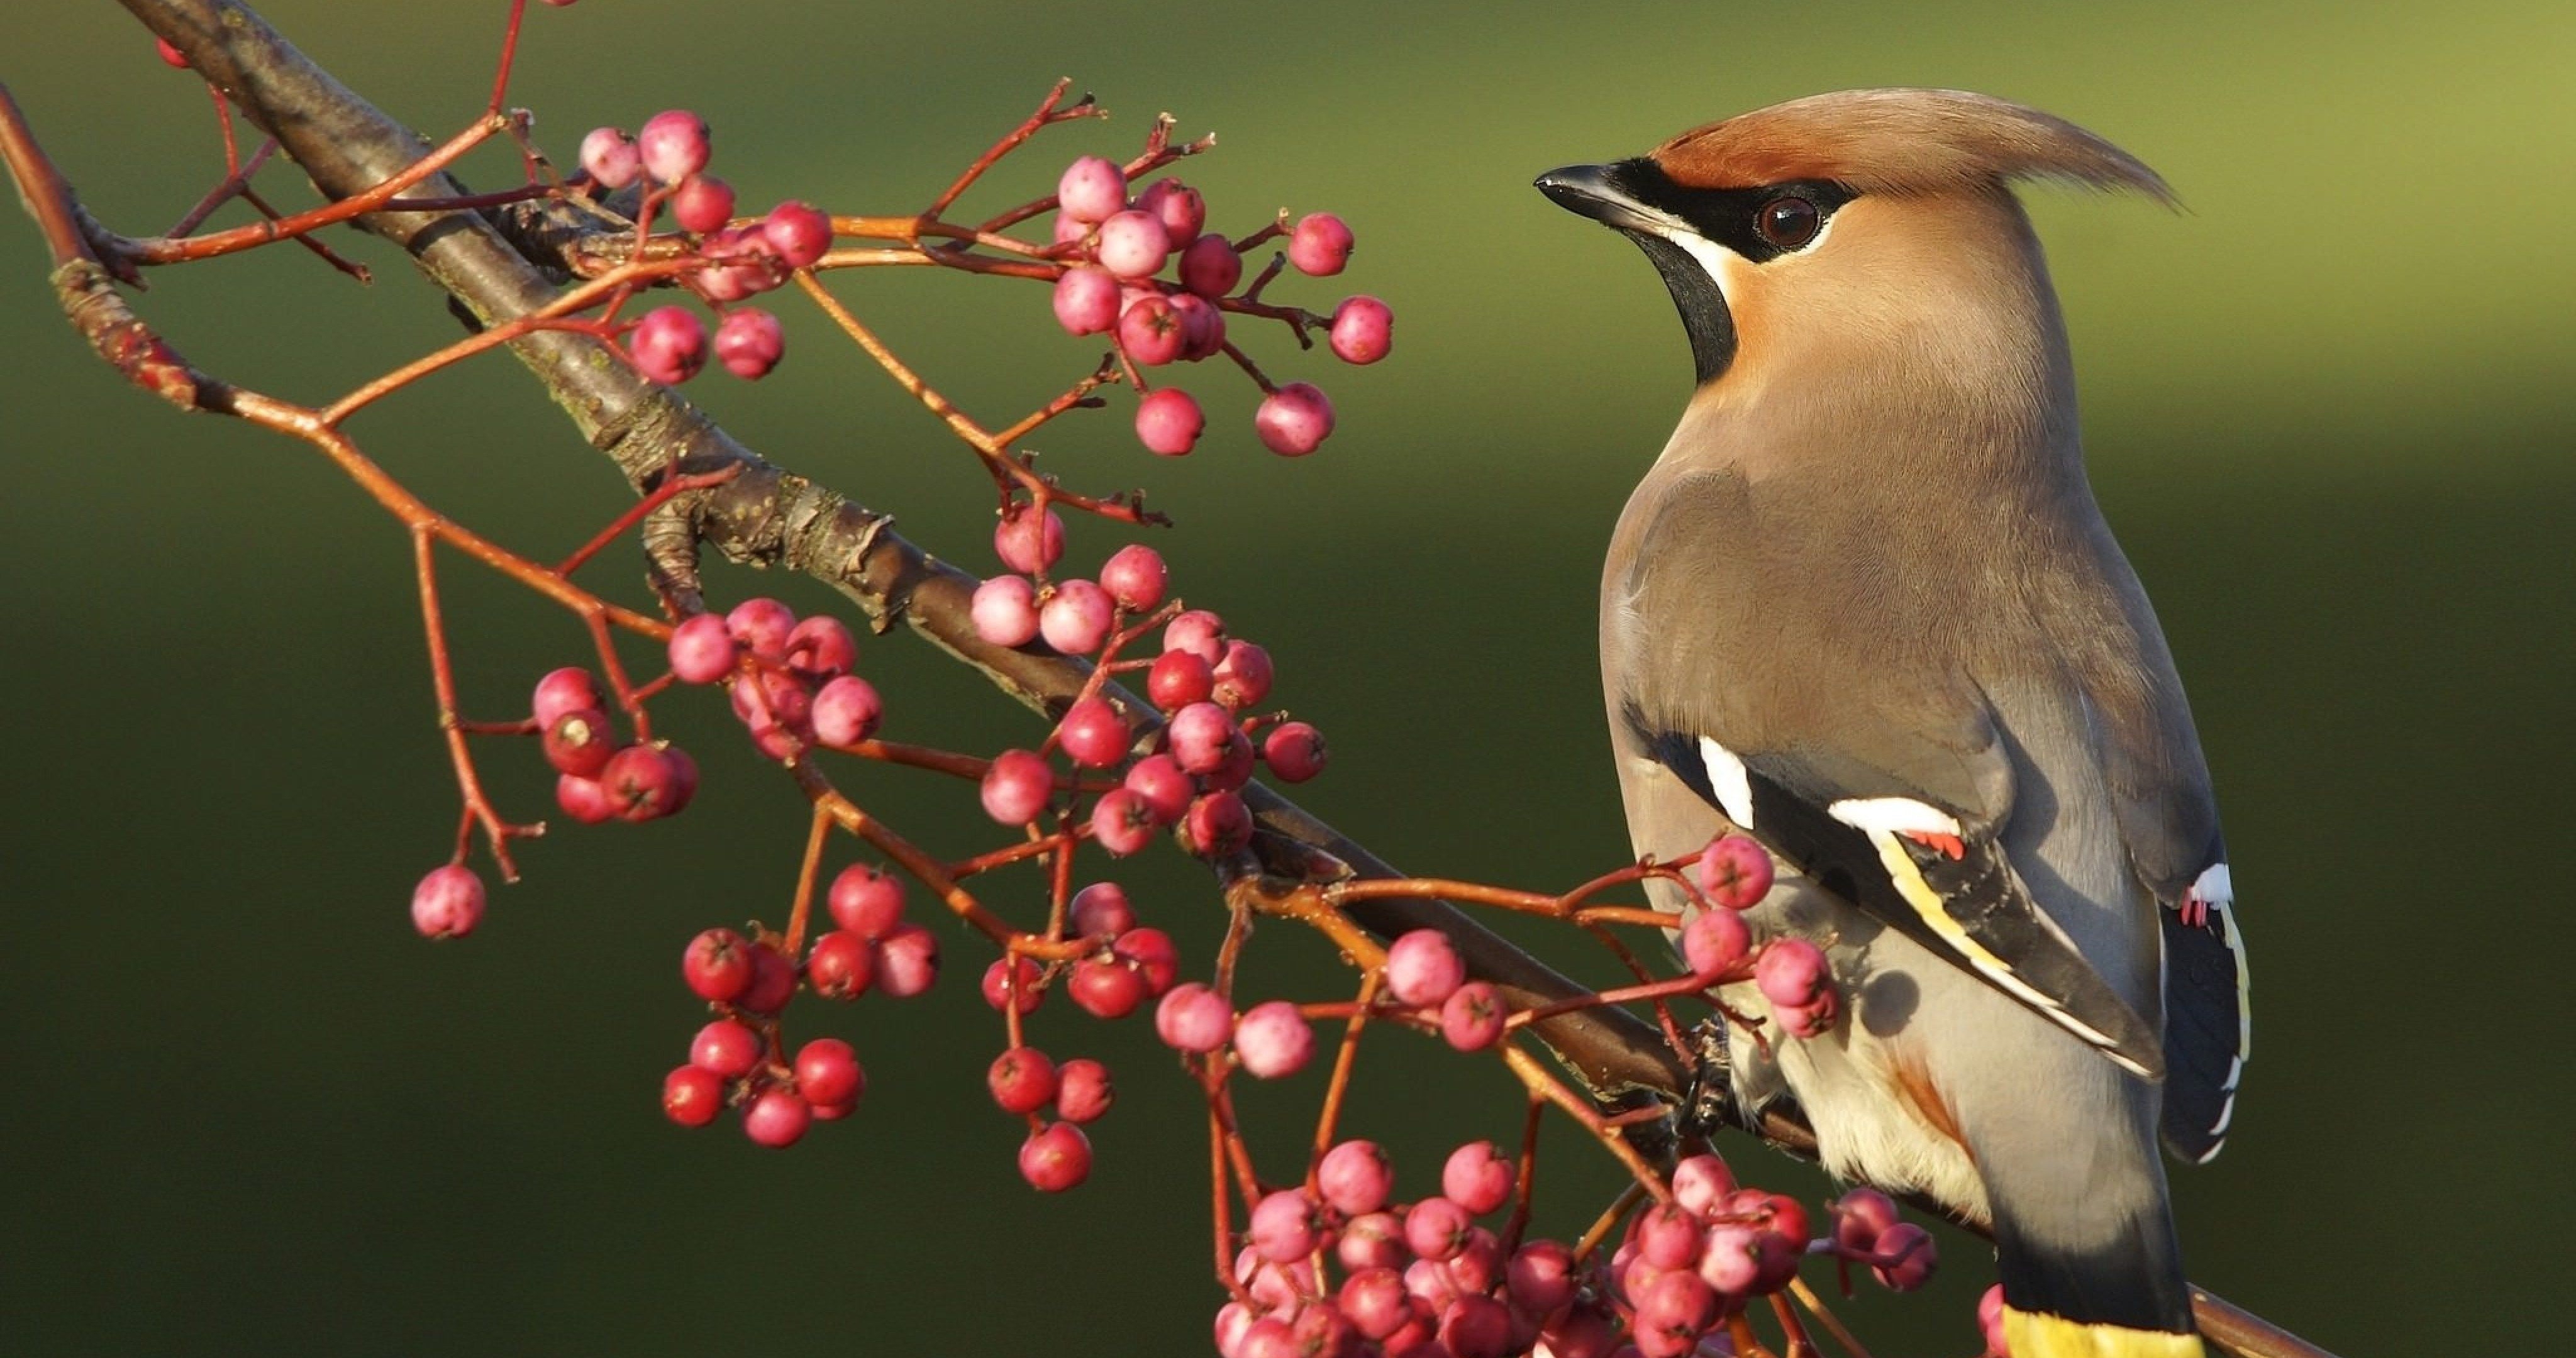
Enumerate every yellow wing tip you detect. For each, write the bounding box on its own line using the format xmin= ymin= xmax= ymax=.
xmin=2003 ymin=1307 xmax=2204 ymax=1358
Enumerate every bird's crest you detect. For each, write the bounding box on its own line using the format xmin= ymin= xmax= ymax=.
xmin=1652 ymin=89 xmax=2174 ymax=204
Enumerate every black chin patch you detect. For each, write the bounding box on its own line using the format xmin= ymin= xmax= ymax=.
xmin=1625 ymin=231 xmax=1737 ymax=385
xmin=1595 ymin=160 xmax=1855 ymax=388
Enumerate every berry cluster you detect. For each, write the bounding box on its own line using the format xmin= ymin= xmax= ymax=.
xmin=1044 ymin=153 xmax=1391 ymax=458
xmin=665 ymin=597 xmax=880 ymax=760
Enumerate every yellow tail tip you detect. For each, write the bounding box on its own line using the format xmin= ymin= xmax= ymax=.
xmin=2003 ymin=1306 xmax=2205 ymax=1358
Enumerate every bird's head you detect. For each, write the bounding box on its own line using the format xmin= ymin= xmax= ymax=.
xmin=1538 ymin=89 xmax=2172 ymax=398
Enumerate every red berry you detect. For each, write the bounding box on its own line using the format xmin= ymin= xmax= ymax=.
xmin=805 ymin=929 xmax=876 ymax=1000
xmin=542 ymin=707 xmax=618 ymax=778
xmin=1210 ymin=641 xmax=1274 ymax=709
xmin=1697 ymin=833 xmax=1775 ymax=910
xmin=682 ymin=926 xmax=756 ymax=1003
xmin=662 ymin=746 xmax=700 ymax=816
xmin=987 ymin=1047 xmax=1060 ymax=1115
xmin=600 ymin=743 xmax=683 ymax=821
xmin=1134 ymin=179 xmax=1206 ymax=241
xmin=1250 ymin=1190 xmax=1321 ymax=1264
xmin=1631 ymin=1271 xmax=1718 ymax=1357
xmin=1262 ymin=721 xmax=1327 ymax=782
xmin=1038 ymin=580 xmax=1116 ymax=656
xmin=994 ymin=503 xmax=1065 ymax=574
xmin=1755 ymin=938 xmax=1830 ymax=1008
xmin=1134 ymin=386 xmax=1206 ymax=458
xmin=1097 ymin=543 xmax=1168 ymax=612
xmin=1179 ymin=233 xmax=1243 ymax=298
xmin=979 ymin=749 xmax=1055 ymax=825
xmin=1096 ymin=210 xmax=1172 ymax=279
xmin=738 ymin=943 xmax=796 ymax=1013
xmin=982 ymin=956 xmax=1045 ymax=1015
xmin=827 ymin=864 xmax=905 ymax=938
xmin=671 ymin=174 xmax=735 ymax=234
xmin=1068 ymin=881 xmax=1135 ymax=937
xmin=154 ymin=35 xmax=191 ymax=69
xmin=713 ymin=307 xmax=784 ymax=379
xmin=1167 ymin=701 xmax=1235 ymax=774
xmin=409 ymin=864 xmax=486 ymax=939
xmin=1056 ymin=155 xmax=1127 ymax=223
xmin=1287 ymin=213 xmax=1355 ymax=275
xmin=1340 ymin=1268 xmax=1412 ymax=1341
xmin=1117 ymin=295 xmax=1186 ymax=366
xmin=1681 ymin=908 xmax=1752 ymax=979
xmin=1440 ymin=1295 xmax=1514 ymax=1358
xmin=1123 ymin=754 xmax=1194 ymax=824
xmin=667 ymin=613 xmax=739 ymax=683
xmin=555 ymin=773 xmax=615 ymax=824
xmin=725 ymin=597 xmax=796 ymax=662
xmin=1053 ymin=265 xmax=1122 ymax=336
xmin=662 ymin=1064 xmax=724 ymax=1127
xmin=629 ymin=305 xmax=707 ymax=384
xmin=1155 ymin=983 xmax=1233 ymax=1052
xmin=579 ymin=127 xmax=640 ymax=190
xmin=531 ymin=666 xmax=602 ymax=727
xmin=1182 ymin=790 xmax=1253 ymax=856
xmin=1439 ymin=981 xmax=1506 ymax=1051
xmin=1233 ymin=1000 xmax=1314 ymax=1078
xmin=761 ymin=200 xmax=832 ymax=269
xmin=875 ymin=923 xmax=940 ymax=996
xmin=1442 ymin=1141 xmax=1515 ymax=1216
xmin=1055 ymin=698 xmax=1130 ymax=769
xmin=1201 ymin=729 xmax=1257 ymax=792
xmin=1055 ymin=1057 xmax=1114 ymax=1123
xmin=1318 ymin=1139 xmax=1394 ymax=1217
xmin=1069 ymin=954 xmax=1149 ymax=1019
xmin=1384 ymin=929 xmax=1466 ymax=1008
xmin=689 ymin=1018 xmax=762 ymax=1078
xmin=1147 ymin=651 xmax=1216 ymax=710
xmin=637 ymin=109 xmax=711 ymax=185
xmin=794 ymin=1037 xmax=863 ymax=1108
xmin=1018 ymin=1122 xmax=1092 ymax=1191
xmin=1329 ymin=295 xmax=1394 ymax=364
xmin=1255 ymin=382 xmax=1335 ymax=456
xmin=742 ymin=1088 xmax=811 ymax=1147
xmin=1089 ymin=788 xmax=1157 ymax=858
xmin=1113 ymin=927 xmax=1179 ymax=995
xmin=811 ymin=675 xmax=883 ymax=747
xmin=971 ymin=574 xmax=1042 ymax=647
xmin=1405 ymin=1197 xmax=1473 ymax=1262
xmin=1506 ymin=1240 xmax=1579 ymax=1314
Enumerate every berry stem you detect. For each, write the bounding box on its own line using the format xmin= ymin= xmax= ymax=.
xmin=782 ymin=803 xmax=833 ymax=957
xmin=163 ymin=136 xmax=279 ymax=237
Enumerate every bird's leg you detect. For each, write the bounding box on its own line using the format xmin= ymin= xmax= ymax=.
xmin=1679 ymin=1017 xmax=1743 ymax=1142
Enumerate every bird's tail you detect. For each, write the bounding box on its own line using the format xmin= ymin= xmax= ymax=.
xmin=1992 ymin=1203 xmax=2204 ymax=1357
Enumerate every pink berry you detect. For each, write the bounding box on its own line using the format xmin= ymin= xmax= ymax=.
xmin=980 ymin=749 xmax=1055 ymax=825
xmin=1097 ymin=543 xmax=1169 ymax=612
xmin=1054 ymin=211 xmax=1094 ymax=250
xmin=1055 ymin=1057 xmax=1114 ymax=1123
xmin=1068 ymin=954 xmax=1149 ymax=1018
xmin=1123 ymin=754 xmax=1194 ymax=824
xmin=662 ymin=1064 xmax=723 ymax=1127
xmin=1056 ymin=155 xmax=1127 ymax=224
xmin=794 ymin=1037 xmax=863 ymax=1107
xmin=556 ymin=773 xmax=614 ymax=824
xmin=1250 ymin=1190 xmax=1321 ymax=1264
xmin=1442 ymin=1141 xmax=1514 ymax=1216
xmin=1168 ymin=292 xmax=1226 ymax=360
xmin=1155 ymin=983 xmax=1233 ymax=1053
xmin=1406 ymin=1197 xmax=1473 ymax=1262
xmin=1340 ymin=1268 xmax=1413 ymax=1342
xmin=636 ymin=109 xmax=711 ymax=185
xmin=988 ymin=1047 xmax=1060 ymax=1115
xmin=531 ymin=666 xmax=602 ymax=727
xmin=667 ymin=613 xmax=739 ymax=683
xmin=1318 ymin=1139 xmax=1394 ymax=1217
xmin=1329 ymin=295 xmax=1394 ymax=364
xmin=828 ymin=863 xmax=905 ymax=937
xmin=1052 ymin=698 xmax=1128 ymax=770
xmin=1740 ymin=1190 xmax=1814 ymax=1250
xmin=738 ymin=944 xmax=796 ymax=1013
xmin=1167 ymin=702 xmax=1235 ymax=774
xmin=1095 ymin=210 xmax=1172 ymax=279
xmin=662 ymin=746 xmax=701 ymax=816
xmin=1698 ymin=1223 xmax=1762 ymax=1296
xmin=1067 ymin=881 xmax=1135 ymax=937
xmin=1117 ymin=295 xmax=1187 ymax=366
xmin=1255 ymin=382 xmax=1335 ymax=456
xmin=1506 ymin=1241 xmax=1579 ymax=1314
xmin=1980 ymin=1283 xmax=2011 ymax=1355
xmin=760 ymin=199 xmax=831 ymax=268
xmin=1755 ymin=938 xmax=1830 ymax=1008
xmin=1538 ymin=1308 xmax=1619 ymax=1358
xmin=1670 ymin=1154 xmax=1738 ymax=1217
xmin=1632 ymin=1271 xmax=1718 ymax=1356
xmin=1681 ymin=908 xmax=1752 ymax=980
xmin=1338 ymin=1212 xmax=1407 ymax=1272
xmin=629 ymin=305 xmax=707 ymax=384
xmin=1252 ymin=723 xmax=1325 ymax=784
xmin=713 ymin=307 xmax=785 ymax=379
xmin=1697 ymin=834 xmax=1774 ymax=910
xmin=811 ymin=675 xmax=882 ymax=747
xmin=542 ymin=707 xmax=618 ymax=778
xmin=1179 ymin=233 xmax=1243 ymax=297
xmin=1202 ymin=729 xmax=1257 ymax=792
xmin=970 ymin=574 xmax=1042 ymax=648
xmin=409 ymin=864 xmax=486 ymax=939
xmin=1439 ymin=981 xmax=1506 ymax=1051
xmin=1163 ymin=609 xmax=1226 ymax=663
xmin=1183 ymin=791 xmax=1253 ymax=857
xmin=1147 ymin=651 xmax=1216 ymax=710
xmin=1287 ymin=213 xmax=1355 ymax=276
xmin=725 ymin=597 xmax=796 ymax=661
xmin=1133 ymin=179 xmax=1206 ymax=242
xmin=1211 ymin=641 xmax=1274 ymax=709
xmin=1233 ymin=1000 xmax=1314 ymax=1079
xmin=601 ymin=743 xmax=684 ymax=821
xmin=1777 ymin=990 xmax=1841 ymax=1039
xmin=690 ymin=1018 xmax=762 ymax=1078
xmin=1089 ymin=788 xmax=1157 ymax=857
xmin=1638 ymin=1202 xmax=1707 ymax=1271
xmin=579 ymin=127 xmax=641 ymax=190
xmin=994 ymin=504 xmax=1065 ymax=574
xmin=1833 ymin=1188 xmax=1901 ymax=1254
xmin=1384 ymin=929 xmax=1466 ymax=1008
xmin=671 ymin=174 xmax=735 ymax=235
xmin=742 ymin=1088 xmax=811 ymax=1147
xmin=1441 ymin=1296 xmax=1514 ymax=1358
xmin=1019 ymin=1121 xmax=1092 ymax=1191
xmin=1870 ymin=1223 xmax=1936 ymax=1291
xmin=1038 ymin=579 xmax=1116 ymax=656
xmin=1052 ymin=265 xmax=1122 ymax=336
xmin=875 ymin=923 xmax=940 ymax=996
xmin=682 ymin=926 xmax=756 ymax=1003
xmin=791 ymin=616 xmax=864 ymax=683
xmin=982 ymin=956 xmax=1045 ymax=1016
xmin=1114 ymin=926 xmax=1180 ymax=995
xmin=805 ymin=929 xmax=875 ymax=1000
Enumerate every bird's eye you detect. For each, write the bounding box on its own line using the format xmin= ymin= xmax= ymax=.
xmin=1755 ymin=195 xmax=1821 ymax=250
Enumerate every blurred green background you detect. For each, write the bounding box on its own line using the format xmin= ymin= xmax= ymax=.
xmin=4 ymin=2 xmax=2569 ymax=1354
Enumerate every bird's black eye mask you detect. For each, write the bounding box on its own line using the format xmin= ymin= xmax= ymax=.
xmin=1597 ymin=158 xmax=1857 ymax=265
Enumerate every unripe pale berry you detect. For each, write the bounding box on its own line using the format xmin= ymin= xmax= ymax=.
xmin=1681 ymin=908 xmax=1752 ymax=980
xmin=1384 ymin=929 xmax=1466 ymax=1008
xmin=1406 ymin=1196 xmax=1474 ymax=1262
xmin=1183 ymin=790 xmax=1253 ymax=856
xmin=1123 ymin=753 xmax=1194 ymax=824
xmin=875 ymin=923 xmax=940 ymax=996
xmin=671 ymin=174 xmax=735 ymax=235
xmin=988 ymin=1046 xmax=1060 ymax=1115
xmin=811 ymin=675 xmax=883 ymax=748
xmin=662 ymin=1064 xmax=723 ymax=1127
xmin=1262 ymin=721 xmax=1328 ymax=782
xmin=1053 ymin=265 xmax=1122 ymax=336
xmin=1118 ymin=295 xmax=1186 ymax=365
xmin=713 ymin=307 xmax=784 ymax=379
xmin=1179 ymin=233 xmax=1243 ymax=297
xmin=410 ymin=864 xmax=486 ymax=939
xmin=1095 ymin=210 xmax=1172 ymax=279
xmin=1318 ymin=1139 xmax=1394 ymax=1217
xmin=636 ymin=109 xmax=711 ymax=185
xmin=1098 ymin=543 xmax=1169 ymax=612
xmin=667 ymin=613 xmax=739 ymax=683
xmin=690 ymin=1018 xmax=762 ymax=1078
xmin=1133 ymin=386 xmax=1204 ymax=456
xmin=994 ymin=503 xmax=1065 ymax=574
xmin=1019 ymin=1121 xmax=1092 ymax=1191
xmin=682 ymin=926 xmax=757 ymax=1003
xmin=1147 ymin=651 xmax=1216 ymax=710
xmin=1134 ymin=179 xmax=1206 ymax=241
xmin=828 ymin=863 xmax=904 ymax=937
xmin=1233 ymin=1000 xmax=1314 ymax=1078
xmin=1089 ymin=788 xmax=1157 ymax=857
xmin=1254 ymin=382 xmax=1335 ymax=456
xmin=981 ymin=956 xmax=1045 ymax=1016
xmin=1330 ymin=295 xmax=1394 ymax=364
xmin=804 ymin=929 xmax=876 ymax=1000
xmin=980 ymin=749 xmax=1054 ymax=825
xmin=1211 ymin=640 xmax=1274 ymax=709
xmin=543 ymin=708 xmax=618 ymax=778
xmin=970 ymin=574 xmax=1041 ymax=648
xmin=1056 ymin=155 xmax=1127 ymax=223
xmin=1442 ymin=1141 xmax=1515 ymax=1216
xmin=630 ymin=305 xmax=707 ymax=384
xmin=1155 ymin=983 xmax=1233 ymax=1052
xmin=1439 ymin=981 xmax=1506 ymax=1051
xmin=531 ymin=666 xmax=602 ymax=727
xmin=1697 ymin=833 xmax=1774 ymax=910
xmin=1287 ymin=213 xmax=1355 ymax=275
xmin=579 ymin=127 xmax=641 ymax=190
xmin=794 ymin=1037 xmax=863 ymax=1108
xmin=742 ymin=1088 xmax=811 ymax=1147
xmin=761 ymin=200 xmax=831 ymax=269
xmin=1038 ymin=579 xmax=1116 ymax=656
xmin=1055 ymin=1057 xmax=1114 ymax=1123
xmin=1755 ymin=938 xmax=1831 ymax=1008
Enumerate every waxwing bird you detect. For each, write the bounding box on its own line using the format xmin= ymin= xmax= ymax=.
xmin=1540 ymin=89 xmax=2250 ymax=1357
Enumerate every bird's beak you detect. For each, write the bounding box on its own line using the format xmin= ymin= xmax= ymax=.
xmin=1535 ymin=162 xmax=1660 ymax=233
